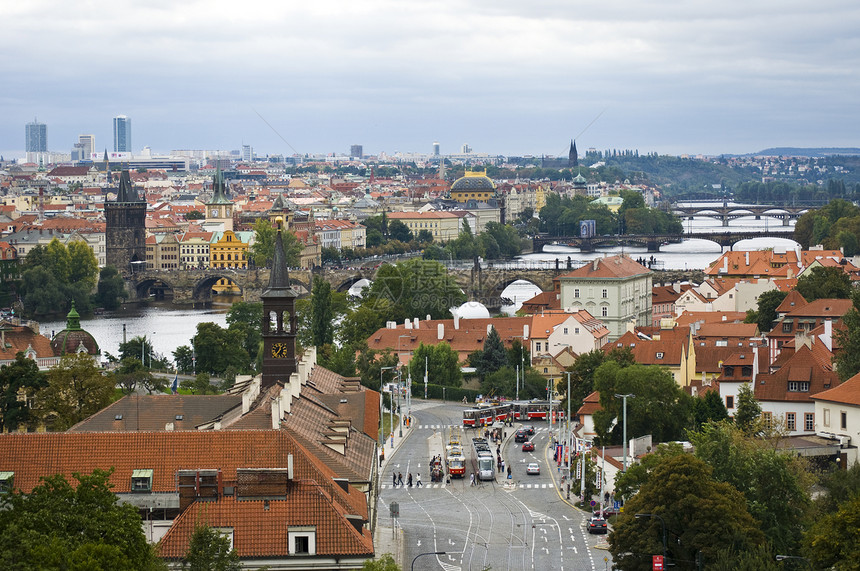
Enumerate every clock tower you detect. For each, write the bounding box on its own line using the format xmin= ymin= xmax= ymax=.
xmin=261 ymin=219 xmax=298 ymax=389
xmin=206 ymin=166 xmax=234 ymax=231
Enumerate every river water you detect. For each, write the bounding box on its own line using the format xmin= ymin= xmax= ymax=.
xmin=40 ymin=213 xmax=800 ymax=361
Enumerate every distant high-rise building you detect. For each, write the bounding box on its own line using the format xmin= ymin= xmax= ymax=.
xmin=242 ymin=145 xmax=253 ymax=162
xmin=113 ymin=115 xmax=132 ymax=153
xmin=433 ymin=141 xmax=440 ymax=156
xmin=71 ymin=143 xmax=86 ymax=162
xmin=79 ymin=134 xmax=95 ymax=159
xmin=461 ymin=143 xmax=472 ymax=154
xmin=25 ymin=119 xmax=47 ymax=153
xmin=350 ymin=145 xmax=363 ymax=159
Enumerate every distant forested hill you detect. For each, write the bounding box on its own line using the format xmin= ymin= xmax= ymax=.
xmin=754 ymin=148 xmax=860 ymax=157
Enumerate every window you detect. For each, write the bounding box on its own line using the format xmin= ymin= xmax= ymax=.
xmin=782 ymin=322 xmax=792 ymax=333
xmin=543 ymin=368 xmax=548 ymax=373
xmin=786 ymin=412 xmax=796 ymax=431
xmin=131 ymin=469 xmax=152 ymax=493
xmin=787 ymin=381 xmax=810 ymax=392
xmin=288 ymin=527 xmax=316 ymax=555
xmin=726 ymin=396 xmax=734 ymax=409
xmin=574 ymin=288 xmax=580 ymax=298
xmin=602 ymin=288 xmax=608 ymax=299
xmin=535 ymin=342 xmax=542 ymax=352
xmin=601 ymin=306 xmax=608 ymax=317
xmin=575 ymin=327 xmax=580 ymax=334
xmin=823 ymin=408 xmax=830 ymax=427
xmin=841 ymin=411 xmax=848 ymax=430
xmin=805 ymin=413 xmax=814 ymax=431
xmin=762 ymin=411 xmax=773 ymax=429
xmin=656 ymin=352 xmax=664 ymax=359
xmin=0 ymin=472 xmax=13 ymax=494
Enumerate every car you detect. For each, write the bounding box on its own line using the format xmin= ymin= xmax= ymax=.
xmin=524 ymin=425 xmax=536 ymax=436
xmin=588 ymin=517 xmax=608 ymax=534
xmin=514 ymin=430 xmax=528 ymax=443
xmin=596 ymin=507 xmax=619 ymax=519
xmin=526 ymin=463 xmax=540 ymax=475
xmin=521 ymin=441 xmax=535 ymax=452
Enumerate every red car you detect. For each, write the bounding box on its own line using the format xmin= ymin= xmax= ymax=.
xmin=521 ymin=441 xmax=535 ymax=452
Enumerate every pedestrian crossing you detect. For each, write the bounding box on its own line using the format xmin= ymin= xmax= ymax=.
xmin=381 ymin=482 xmax=557 ymax=490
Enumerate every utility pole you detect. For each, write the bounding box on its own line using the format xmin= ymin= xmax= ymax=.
xmin=615 ymin=393 xmax=634 ymax=472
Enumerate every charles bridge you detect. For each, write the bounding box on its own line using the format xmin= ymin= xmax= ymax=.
xmin=126 ymin=263 xmax=570 ymax=307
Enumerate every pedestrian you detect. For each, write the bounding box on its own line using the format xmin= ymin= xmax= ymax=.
xmin=407 ymin=473 xmax=413 ymax=487
xmin=470 ymin=473 xmax=476 ymax=486
xmin=604 ymin=491 xmax=610 ymax=504
xmin=417 ymin=473 xmax=422 ymax=487
xmin=507 ymin=465 xmax=511 ymax=478
xmin=393 ymin=472 xmax=397 ymax=487
xmin=398 ymin=472 xmax=403 ymax=486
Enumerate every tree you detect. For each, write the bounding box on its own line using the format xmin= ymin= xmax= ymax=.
xmin=356 ymin=347 xmax=399 ymax=390
xmin=408 ymin=342 xmax=462 ymax=388
xmin=173 ymin=345 xmax=195 ymax=374
xmin=482 ymin=366 xmax=516 ymax=397
xmin=0 ymin=469 xmax=166 ymax=570
xmin=476 ymin=326 xmax=507 ymax=378
xmin=34 ymin=354 xmax=115 ymax=431
xmin=692 ymin=390 xmax=729 ymax=428
xmin=733 ymin=383 xmax=761 ymax=434
xmin=225 ymin=301 xmax=263 ymax=364
xmin=94 ymin=265 xmax=128 ymax=310
xmin=181 ymin=524 xmax=241 ymax=571
xmin=751 ymin=289 xmax=788 ymax=333
xmin=361 ymin=553 xmax=401 ymax=571
xmin=361 ymin=259 xmax=466 ymax=322
xmin=592 ymin=362 xmax=693 ymax=445
xmin=564 ymin=348 xmax=634 ymax=413
xmin=804 ymin=495 xmax=860 ymax=569
xmin=119 ymin=335 xmax=155 ymax=369
xmin=794 ymin=266 xmax=852 ymax=301
xmin=192 ymin=322 xmax=251 ymax=377
xmin=114 ymin=358 xmax=160 ymax=395
xmin=691 ymin=421 xmax=812 ymax=555
xmin=416 ymin=229 xmax=434 ymax=244
xmin=608 ymin=454 xmax=762 ymax=570
xmin=388 ymin=219 xmax=413 ymax=243
xmin=185 ymin=210 xmax=204 ymax=220
xmin=445 ymin=224 xmax=482 ymax=260
xmin=0 ymin=352 xmax=46 ymax=432
xmin=249 ymin=218 xmax=302 ymax=267
xmin=311 ymin=276 xmax=334 ymax=347
xmin=835 ymin=290 xmax=860 ymax=381
xmin=613 ymin=442 xmax=686 ymax=501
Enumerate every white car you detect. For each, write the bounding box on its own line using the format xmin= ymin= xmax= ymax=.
xmin=526 ymin=462 xmax=540 ymax=475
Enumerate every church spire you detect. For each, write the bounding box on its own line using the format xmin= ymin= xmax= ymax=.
xmin=116 ymin=169 xmax=141 ymax=203
xmin=266 ymin=220 xmax=294 ymax=292
xmin=568 ymin=139 xmax=578 ymax=168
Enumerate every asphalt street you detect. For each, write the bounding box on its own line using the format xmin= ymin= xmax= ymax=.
xmin=378 ymin=401 xmax=613 ymax=571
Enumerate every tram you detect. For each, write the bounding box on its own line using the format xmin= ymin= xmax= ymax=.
xmin=471 ymin=437 xmax=495 ymax=480
xmin=462 ymin=403 xmax=512 ymax=428
xmin=510 ymin=400 xmax=565 ymax=422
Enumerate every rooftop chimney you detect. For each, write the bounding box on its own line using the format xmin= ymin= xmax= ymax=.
xmin=405 ymin=319 xmax=412 ymax=329
xmin=745 ymin=251 xmax=749 ymax=266
xmin=593 ymin=258 xmax=599 ymax=271
xmin=523 ymin=324 xmax=529 ymax=340
xmin=413 ymin=317 xmax=419 ymax=329
xmin=454 ymin=314 xmax=460 ymax=330
xmin=437 ymin=323 xmax=444 ymax=340
xmin=822 ymin=318 xmax=833 ymax=352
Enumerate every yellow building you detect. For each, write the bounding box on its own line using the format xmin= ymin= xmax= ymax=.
xmin=450 ymin=170 xmax=496 ymax=203
xmin=209 ymin=230 xmax=251 ymax=294
xmin=388 ymin=211 xmax=462 ymax=242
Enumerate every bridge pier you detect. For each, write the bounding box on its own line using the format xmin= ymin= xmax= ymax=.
xmin=579 ymin=238 xmax=594 ymax=253
xmin=783 ymin=216 xmax=790 ymax=226
xmin=722 ymin=216 xmax=729 ymax=227
xmin=646 ymin=240 xmax=661 ymax=253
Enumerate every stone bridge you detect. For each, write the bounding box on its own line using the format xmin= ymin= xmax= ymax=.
xmin=126 ymin=264 xmax=567 ymax=306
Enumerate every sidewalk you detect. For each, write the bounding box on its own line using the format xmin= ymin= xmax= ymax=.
xmin=374 ymin=415 xmax=415 ymax=567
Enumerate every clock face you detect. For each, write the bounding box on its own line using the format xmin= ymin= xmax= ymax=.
xmin=271 ymin=342 xmax=289 ymax=359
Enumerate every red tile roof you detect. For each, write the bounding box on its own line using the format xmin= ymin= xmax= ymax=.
xmin=812 ymin=371 xmax=860 ymax=406
xmin=558 ymin=255 xmax=650 ymax=280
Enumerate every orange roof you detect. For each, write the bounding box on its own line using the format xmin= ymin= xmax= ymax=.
xmin=558 ymin=255 xmax=650 ymax=280
xmin=812 ymin=371 xmax=860 ymax=406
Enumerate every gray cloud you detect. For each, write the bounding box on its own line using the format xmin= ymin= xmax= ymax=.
xmin=2 ymin=0 xmax=859 ymax=158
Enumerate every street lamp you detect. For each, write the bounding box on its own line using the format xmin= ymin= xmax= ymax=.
xmin=411 ymin=551 xmax=446 ymax=571
xmin=635 ymin=513 xmax=667 ymax=565
xmin=614 ymin=393 xmax=634 ymax=472
xmin=512 ymin=335 xmax=526 ymax=401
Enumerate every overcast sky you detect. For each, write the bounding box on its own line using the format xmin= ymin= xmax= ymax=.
xmin=3 ymin=0 xmax=859 ymax=160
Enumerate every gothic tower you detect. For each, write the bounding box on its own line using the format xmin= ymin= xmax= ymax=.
xmin=261 ymin=220 xmax=298 ymax=389
xmin=105 ymin=169 xmax=147 ymax=272
xmin=568 ymin=140 xmax=578 ymax=168
xmin=206 ymin=167 xmax=234 ymax=232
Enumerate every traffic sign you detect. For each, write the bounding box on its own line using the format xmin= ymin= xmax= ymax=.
xmin=653 ymin=555 xmax=664 ymax=570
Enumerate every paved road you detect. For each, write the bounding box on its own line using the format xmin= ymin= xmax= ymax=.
xmin=378 ymin=401 xmax=613 ymax=571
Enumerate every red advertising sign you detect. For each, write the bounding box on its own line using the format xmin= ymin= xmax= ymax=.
xmin=653 ymin=555 xmax=664 ymax=570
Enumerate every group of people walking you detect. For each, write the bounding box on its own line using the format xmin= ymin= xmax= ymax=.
xmin=392 ymin=471 xmax=422 ymax=488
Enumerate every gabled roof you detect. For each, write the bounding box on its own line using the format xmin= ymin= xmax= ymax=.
xmin=557 ymin=255 xmax=650 ymax=280
xmin=68 ymin=394 xmax=243 ymax=432
xmin=776 ymin=290 xmax=807 ymax=314
xmin=755 ymin=344 xmax=838 ymax=402
xmin=812 ymin=371 xmax=860 ymax=406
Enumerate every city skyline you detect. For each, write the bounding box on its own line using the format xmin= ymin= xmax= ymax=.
xmin=2 ymin=1 xmax=859 ymax=160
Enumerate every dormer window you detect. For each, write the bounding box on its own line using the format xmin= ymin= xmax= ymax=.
xmin=0 ymin=472 xmax=13 ymax=494
xmin=655 ymin=352 xmax=664 ymax=359
xmin=131 ymin=469 xmax=152 ymax=493
xmin=288 ymin=526 xmax=316 ymax=555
